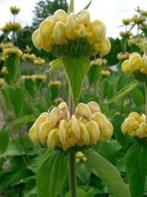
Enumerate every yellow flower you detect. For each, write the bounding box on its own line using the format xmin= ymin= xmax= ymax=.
xmin=121 ymin=112 xmax=147 ymax=138
xmin=32 ymin=29 xmax=42 ymax=50
xmin=93 ymin=112 xmax=113 ymax=140
xmin=98 ymin=38 xmax=111 ymax=56
xmin=87 ymin=120 xmax=100 ymax=144
xmin=53 ymin=9 xmax=67 ymax=23
xmin=39 ymin=120 xmax=53 ymax=144
xmin=47 ymin=128 xmax=59 ymax=151
xmin=40 ymin=20 xmax=55 ymax=40
xmin=78 ymin=9 xmax=90 ymax=25
xmin=53 ymin=22 xmax=67 ymax=44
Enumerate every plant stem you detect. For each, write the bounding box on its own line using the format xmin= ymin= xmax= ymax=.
xmin=69 ymin=150 xmax=77 ymax=197
xmin=144 ymin=81 xmax=147 ymax=121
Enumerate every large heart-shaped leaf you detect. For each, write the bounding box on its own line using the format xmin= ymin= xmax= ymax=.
xmin=37 ymin=150 xmax=68 ymax=197
xmin=84 ymin=149 xmax=131 ymax=197
xmin=62 ymin=56 xmax=90 ymax=106
xmin=125 ymin=142 xmax=147 ymax=197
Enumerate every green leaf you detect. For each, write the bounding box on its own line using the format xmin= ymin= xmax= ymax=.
xmin=62 ymin=56 xmax=90 ymax=106
xmin=37 ymin=150 xmax=68 ymax=197
xmin=76 ymin=162 xmax=92 ymax=184
xmin=11 ymin=114 xmax=36 ymax=127
xmin=107 ymin=80 xmax=139 ymax=104
xmin=65 ymin=188 xmax=95 ymax=197
xmin=84 ymin=149 xmax=131 ymax=197
xmin=0 ymin=129 xmax=9 ymax=153
xmin=125 ymin=143 xmax=147 ymax=197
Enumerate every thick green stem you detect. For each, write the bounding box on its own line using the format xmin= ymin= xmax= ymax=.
xmin=144 ymin=81 xmax=147 ymax=120
xmin=69 ymin=150 xmax=77 ymax=197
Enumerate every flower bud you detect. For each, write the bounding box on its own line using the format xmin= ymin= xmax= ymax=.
xmin=78 ymin=9 xmax=90 ymax=25
xmin=40 ymin=20 xmax=54 ymax=40
xmin=32 ymin=29 xmax=42 ymax=50
xmin=136 ymin=122 xmax=147 ymax=138
xmin=53 ymin=9 xmax=67 ymax=23
xmin=122 ymin=60 xmax=130 ymax=73
xmin=93 ymin=112 xmax=113 ymax=140
xmin=99 ymin=38 xmax=111 ymax=56
xmin=49 ymin=107 xmax=62 ymax=126
xmin=71 ymin=115 xmax=80 ymax=138
xmin=129 ymin=53 xmax=142 ymax=70
xmin=87 ymin=120 xmax=100 ymax=144
xmin=58 ymin=120 xmax=67 ymax=144
xmin=78 ymin=122 xmax=89 ymax=145
xmin=36 ymin=112 xmax=48 ymax=125
xmin=121 ymin=118 xmax=139 ymax=135
xmin=39 ymin=120 xmax=53 ymax=144
xmin=91 ymin=20 xmax=106 ymax=42
xmin=29 ymin=124 xmax=39 ymax=144
xmin=47 ymin=128 xmax=59 ymax=151
xmin=58 ymin=102 xmax=70 ymax=120
xmin=75 ymin=103 xmax=92 ymax=120
xmin=87 ymin=101 xmax=101 ymax=113
xmin=53 ymin=22 xmax=66 ymax=44
xmin=66 ymin=13 xmax=77 ymax=36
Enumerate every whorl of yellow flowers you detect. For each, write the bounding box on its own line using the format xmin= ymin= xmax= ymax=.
xmin=10 ymin=6 xmax=20 ymax=15
xmin=122 ymin=52 xmax=147 ymax=80
xmin=32 ymin=9 xmax=111 ymax=57
xmin=90 ymin=58 xmax=107 ymax=67
xmin=100 ymin=70 xmax=111 ymax=77
xmin=117 ymin=52 xmax=129 ymax=61
xmin=121 ymin=112 xmax=147 ymax=139
xmin=29 ymin=101 xmax=113 ymax=151
xmin=1 ymin=22 xmax=21 ymax=33
xmin=2 ymin=47 xmax=22 ymax=59
xmin=21 ymin=74 xmax=46 ymax=81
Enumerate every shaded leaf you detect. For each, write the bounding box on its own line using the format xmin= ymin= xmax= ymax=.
xmin=84 ymin=149 xmax=131 ymax=197
xmin=37 ymin=150 xmax=68 ymax=197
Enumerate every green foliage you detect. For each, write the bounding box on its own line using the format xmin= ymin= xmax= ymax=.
xmin=62 ymin=56 xmax=91 ymax=106
xmin=0 ymin=129 xmax=9 ymax=153
xmin=37 ymin=150 xmax=68 ymax=197
xmin=84 ymin=149 xmax=131 ymax=197
xmin=125 ymin=142 xmax=147 ymax=197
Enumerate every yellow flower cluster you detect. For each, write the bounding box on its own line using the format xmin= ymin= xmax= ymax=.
xmin=10 ymin=6 xmax=20 ymax=15
xmin=48 ymin=81 xmax=62 ymax=87
xmin=21 ymin=53 xmax=36 ymax=61
xmin=33 ymin=57 xmax=45 ymax=66
xmin=119 ymin=31 xmax=132 ymax=38
xmin=90 ymin=58 xmax=107 ymax=66
xmin=2 ymin=47 xmax=22 ymax=59
xmin=117 ymin=52 xmax=129 ymax=61
xmin=21 ymin=74 xmax=46 ymax=81
xmin=122 ymin=18 xmax=132 ymax=25
xmin=132 ymin=15 xmax=146 ymax=24
xmin=76 ymin=151 xmax=87 ymax=162
xmin=29 ymin=101 xmax=113 ymax=151
xmin=0 ymin=42 xmax=13 ymax=50
xmin=122 ymin=15 xmax=146 ymax=26
xmin=100 ymin=70 xmax=111 ymax=77
xmin=128 ymin=37 xmax=145 ymax=47
xmin=121 ymin=112 xmax=147 ymax=138
xmin=32 ymin=9 xmax=111 ymax=56
xmin=1 ymin=22 xmax=21 ymax=33
xmin=122 ymin=52 xmax=147 ymax=75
